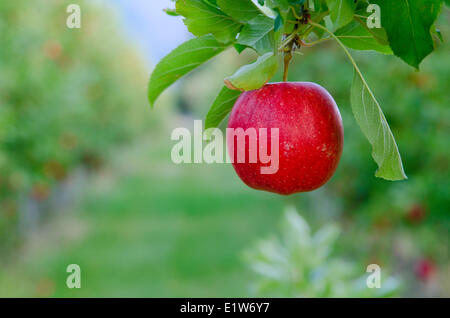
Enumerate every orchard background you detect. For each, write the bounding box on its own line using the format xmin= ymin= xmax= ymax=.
xmin=0 ymin=0 xmax=448 ymax=297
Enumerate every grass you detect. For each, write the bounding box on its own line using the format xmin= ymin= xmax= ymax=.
xmin=0 ymin=130 xmax=287 ymax=297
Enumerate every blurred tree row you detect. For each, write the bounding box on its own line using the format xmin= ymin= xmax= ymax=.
xmin=0 ymin=0 xmax=149 ymax=252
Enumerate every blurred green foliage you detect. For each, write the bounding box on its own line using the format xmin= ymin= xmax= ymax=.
xmin=246 ymin=207 xmax=400 ymax=297
xmin=0 ymin=0 xmax=149 ymax=251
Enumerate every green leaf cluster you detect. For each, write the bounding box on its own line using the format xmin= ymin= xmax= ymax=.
xmin=150 ymin=0 xmax=446 ymax=181
xmin=245 ymin=207 xmax=402 ymax=297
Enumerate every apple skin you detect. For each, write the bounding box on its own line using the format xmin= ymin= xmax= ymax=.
xmin=227 ymin=82 xmax=344 ymax=195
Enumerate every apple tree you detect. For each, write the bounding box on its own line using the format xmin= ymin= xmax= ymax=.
xmin=149 ymin=0 xmax=446 ymax=183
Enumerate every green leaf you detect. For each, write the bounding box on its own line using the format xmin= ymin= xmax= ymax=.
xmin=224 ymin=52 xmax=278 ymax=91
xmin=148 ymin=35 xmax=229 ymax=107
xmin=288 ymin=0 xmax=306 ymax=5
xmin=205 ymin=86 xmax=242 ymax=129
xmin=372 ymin=0 xmax=443 ymax=69
xmin=309 ymin=21 xmax=406 ymax=181
xmin=274 ymin=12 xmax=283 ymax=32
xmin=265 ymin=0 xmax=291 ymax=13
xmin=176 ymin=0 xmax=242 ymax=43
xmin=204 ymin=0 xmax=218 ymax=5
xmin=353 ymin=5 xmax=390 ymax=46
xmin=253 ymin=32 xmax=277 ymax=54
xmin=350 ymin=71 xmax=407 ymax=181
xmin=432 ymin=26 xmax=444 ymax=43
xmin=163 ymin=8 xmax=180 ymax=16
xmin=335 ymin=21 xmax=392 ymax=54
xmin=234 ymin=43 xmax=248 ymax=54
xmin=326 ymin=0 xmax=356 ymax=30
xmin=237 ymin=15 xmax=275 ymax=54
xmin=217 ymin=0 xmax=262 ymax=22
xmin=313 ymin=0 xmax=328 ymax=12
xmin=313 ymin=20 xmax=327 ymax=39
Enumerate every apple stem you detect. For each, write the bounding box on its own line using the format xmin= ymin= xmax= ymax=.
xmin=282 ymin=4 xmax=312 ymax=82
xmin=283 ymin=51 xmax=292 ymax=82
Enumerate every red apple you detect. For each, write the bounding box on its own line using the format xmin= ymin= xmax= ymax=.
xmin=406 ymin=203 xmax=427 ymax=224
xmin=415 ymin=258 xmax=436 ymax=282
xmin=227 ymin=82 xmax=343 ymax=195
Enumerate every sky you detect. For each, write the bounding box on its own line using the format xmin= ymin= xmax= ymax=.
xmin=106 ymin=0 xmax=191 ymax=65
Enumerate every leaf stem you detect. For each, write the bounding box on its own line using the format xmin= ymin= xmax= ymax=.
xmin=289 ymin=6 xmax=302 ymax=20
xmin=302 ymin=36 xmax=332 ymax=46
xmin=354 ymin=14 xmax=368 ymax=19
xmin=307 ymin=21 xmax=379 ymax=104
xmin=278 ymin=33 xmax=297 ymax=51
xmin=300 ymin=11 xmax=329 ymax=38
